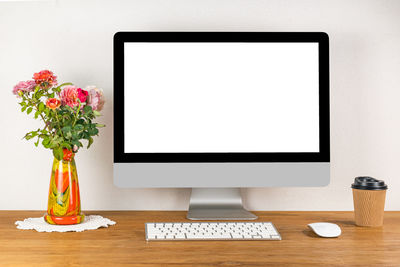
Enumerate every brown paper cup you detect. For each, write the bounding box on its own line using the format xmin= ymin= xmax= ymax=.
xmin=352 ymin=188 xmax=386 ymax=227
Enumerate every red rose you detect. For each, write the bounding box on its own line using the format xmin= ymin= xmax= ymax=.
xmin=33 ymin=70 xmax=58 ymax=89
xmin=77 ymin=88 xmax=88 ymax=103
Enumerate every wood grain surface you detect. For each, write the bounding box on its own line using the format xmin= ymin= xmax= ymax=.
xmin=0 ymin=211 xmax=399 ymax=266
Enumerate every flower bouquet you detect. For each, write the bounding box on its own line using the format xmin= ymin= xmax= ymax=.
xmin=12 ymin=70 xmax=105 ymax=225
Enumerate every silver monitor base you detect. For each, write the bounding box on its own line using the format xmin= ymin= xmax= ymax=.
xmin=187 ymin=188 xmax=258 ymax=220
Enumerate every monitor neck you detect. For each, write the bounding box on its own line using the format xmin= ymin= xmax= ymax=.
xmin=187 ymin=188 xmax=257 ymax=220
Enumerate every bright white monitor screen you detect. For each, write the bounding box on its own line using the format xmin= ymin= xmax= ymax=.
xmin=124 ymin=42 xmax=319 ymax=153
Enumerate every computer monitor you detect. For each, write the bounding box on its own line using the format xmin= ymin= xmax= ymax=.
xmin=113 ymin=32 xmax=330 ymax=220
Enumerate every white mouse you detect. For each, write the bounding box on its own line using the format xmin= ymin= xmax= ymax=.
xmin=308 ymin=222 xmax=341 ymax=238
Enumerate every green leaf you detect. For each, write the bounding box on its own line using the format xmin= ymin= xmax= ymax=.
xmin=53 ymin=147 xmax=64 ymax=161
xmin=87 ymin=137 xmax=94 ymax=148
xmin=25 ymin=135 xmax=35 ymax=140
xmin=74 ymin=124 xmax=84 ymax=131
xmin=83 ymin=105 xmax=92 ymax=114
xmin=65 ymin=132 xmax=72 ymax=139
xmin=49 ymin=136 xmax=62 ymax=148
xmin=24 ymin=130 xmax=39 ymax=140
xmin=27 ymin=107 xmax=33 ymax=114
xmin=34 ymin=137 xmax=40 ymax=147
xmin=38 ymin=102 xmax=45 ymax=112
xmin=61 ymin=142 xmax=72 ymax=150
xmin=62 ymin=126 xmax=72 ymax=133
xmin=42 ymin=137 xmax=50 ymax=146
xmin=34 ymin=111 xmax=40 ymax=119
xmin=48 ymin=142 xmax=58 ymax=149
xmin=21 ymin=106 xmax=27 ymax=112
xmin=93 ymin=110 xmax=101 ymax=116
xmin=35 ymin=91 xmax=43 ymax=99
xmin=82 ymin=131 xmax=90 ymax=139
xmin=42 ymin=139 xmax=50 ymax=148
xmin=88 ymin=128 xmax=99 ymax=136
xmin=71 ymin=132 xmax=78 ymax=139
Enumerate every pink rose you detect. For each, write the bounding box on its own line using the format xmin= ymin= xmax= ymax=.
xmin=12 ymin=80 xmax=36 ymax=96
xmin=60 ymin=86 xmax=79 ymax=108
xmin=72 ymin=145 xmax=79 ymax=153
xmin=85 ymin=85 xmax=105 ymax=111
xmin=77 ymin=88 xmax=88 ymax=103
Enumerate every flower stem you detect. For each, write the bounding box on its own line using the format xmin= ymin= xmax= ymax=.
xmin=72 ymin=102 xmax=81 ymax=127
xmin=28 ymin=98 xmax=54 ymax=137
xmin=54 ymin=110 xmax=65 ymax=139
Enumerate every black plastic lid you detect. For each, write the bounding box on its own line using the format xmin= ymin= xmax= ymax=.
xmin=351 ymin=176 xmax=387 ymax=190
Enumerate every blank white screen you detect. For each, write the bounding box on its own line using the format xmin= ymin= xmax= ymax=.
xmin=124 ymin=42 xmax=319 ymax=153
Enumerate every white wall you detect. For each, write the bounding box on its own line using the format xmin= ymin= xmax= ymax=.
xmin=1 ymin=0 xmax=400 ymax=211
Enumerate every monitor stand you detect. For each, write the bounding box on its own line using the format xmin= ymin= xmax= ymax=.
xmin=187 ymin=188 xmax=258 ymax=220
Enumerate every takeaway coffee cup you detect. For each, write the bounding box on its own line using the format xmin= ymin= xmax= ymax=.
xmin=351 ymin=176 xmax=387 ymax=227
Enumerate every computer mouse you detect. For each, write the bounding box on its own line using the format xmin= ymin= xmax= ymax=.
xmin=308 ymin=222 xmax=341 ymax=238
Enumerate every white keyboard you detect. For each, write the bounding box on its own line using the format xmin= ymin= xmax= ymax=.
xmin=145 ymin=222 xmax=281 ymax=241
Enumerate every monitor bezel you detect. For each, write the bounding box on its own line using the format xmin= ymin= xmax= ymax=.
xmin=114 ymin=32 xmax=330 ymax=163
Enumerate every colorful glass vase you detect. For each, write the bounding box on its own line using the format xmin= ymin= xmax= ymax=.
xmin=44 ymin=149 xmax=84 ymax=225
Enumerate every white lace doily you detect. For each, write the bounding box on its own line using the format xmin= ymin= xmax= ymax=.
xmin=15 ymin=215 xmax=116 ymax=232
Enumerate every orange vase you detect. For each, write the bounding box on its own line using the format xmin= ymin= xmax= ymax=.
xmin=44 ymin=149 xmax=84 ymax=225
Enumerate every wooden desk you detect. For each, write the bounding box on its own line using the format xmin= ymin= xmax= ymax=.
xmin=0 ymin=211 xmax=399 ymax=266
